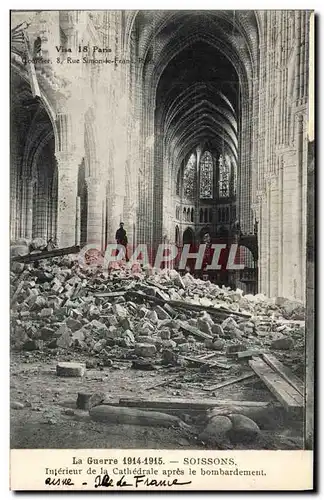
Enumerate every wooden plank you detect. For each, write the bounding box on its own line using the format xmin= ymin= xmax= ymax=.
xmin=94 ymin=291 xmax=126 ymax=298
xmin=126 ymin=290 xmax=251 ymax=319
xmin=118 ymin=397 xmax=272 ymax=411
xmin=182 ymin=355 xmax=231 ymax=370
xmin=249 ymin=358 xmax=304 ymax=409
xmin=11 ymin=245 xmax=80 ymax=263
xmin=202 ymin=373 xmax=256 ymax=392
xmin=262 ymin=353 xmax=304 ymax=396
xmin=237 ymin=350 xmax=262 ymax=359
xmin=178 ymin=322 xmax=213 ymax=341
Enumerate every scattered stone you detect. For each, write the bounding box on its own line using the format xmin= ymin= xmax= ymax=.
xmin=146 ymin=310 xmax=159 ymax=325
xmin=154 ymin=305 xmax=171 ymax=320
xmin=134 ymin=343 xmax=157 ymax=358
xmin=271 ymin=336 xmax=293 ymax=350
xmin=56 ymin=329 xmax=73 ymax=349
xmin=159 ymin=328 xmax=171 ymax=340
xmin=40 ymin=326 xmax=55 ymax=340
xmin=132 ymin=359 xmax=157 ymax=371
xmin=112 ymin=303 xmax=127 ymax=319
xmin=66 ymin=317 xmax=83 ymax=332
xmin=227 ymin=414 xmax=260 ymax=443
xmin=56 ymin=362 xmax=86 ymax=377
xmin=199 ymin=415 xmax=233 ymax=444
xmin=162 ymin=348 xmax=178 ymax=365
xmin=39 ymin=307 xmax=53 ymax=317
xmin=22 ymin=339 xmax=43 ymax=351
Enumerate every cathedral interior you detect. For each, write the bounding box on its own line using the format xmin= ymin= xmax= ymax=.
xmin=10 ymin=10 xmax=314 ymax=303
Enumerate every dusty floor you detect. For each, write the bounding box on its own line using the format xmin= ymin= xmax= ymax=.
xmin=10 ymin=350 xmax=304 ymax=450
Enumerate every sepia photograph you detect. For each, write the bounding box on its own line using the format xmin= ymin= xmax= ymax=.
xmin=9 ymin=8 xmax=314 ymax=490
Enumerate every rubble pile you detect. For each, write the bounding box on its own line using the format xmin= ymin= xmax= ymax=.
xmin=10 ymin=255 xmax=305 ymax=377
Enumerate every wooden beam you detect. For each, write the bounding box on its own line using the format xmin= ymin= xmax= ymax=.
xmin=249 ymin=358 xmax=304 ymax=409
xmin=202 ymin=373 xmax=256 ymax=392
xmin=262 ymin=353 xmax=304 ymax=396
xmin=11 ymin=245 xmax=80 ymax=263
xmin=178 ymin=322 xmax=213 ymax=341
xmin=182 ymin=355 xmax=231 ymax=369
xmin=118 ymin=397 xmax=272 ymax=411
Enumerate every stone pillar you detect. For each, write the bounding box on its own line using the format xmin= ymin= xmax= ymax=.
xmin=75 ymin=196 xmax=81 ymax=246
xmin=25 ymin=178 xmax=33 ymax=239
xmin=86 ymin=177 xmax=104 ymax=248
xmin=55 ymin=152 xmax=79 ymax=248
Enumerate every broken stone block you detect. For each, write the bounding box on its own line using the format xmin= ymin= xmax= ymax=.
xmin=197 ymin=318 xmax=213 ymax=336
xmin=11 ymin=262 xmax=25 ymax=274
xmin=55 ymin=324 xmax=71 ymax=338
xmin=89 ymin=319 xmax=109 ymax=336
xmin=227 ymin=414 xmax=260 ymax=444
xmin=93 ymin=339 xmax=107 ymax=353
xmin=178 ymin=343 xmax=190 ymax=353
xmin=134 ymin=343 xmax=157 ymax=357
xmin=154 ymin=305 xmax=171 ymax=320
xmin=212 ymin=339 xmax=226 ymax=351
xmin=132 ymin=359 xmax=157 ymax=371
xmin=161 ymin=339 xmax=177 ymax=349
xmin=211 ymin=324 xmax=225 ymax=336
xmin=159 ymin=328 xmax=171 ymax=340
xmin=199 ymin=415 xmax=233 ymax=444
xmin=71 ymin=328 xmax=87 ymax=343
xmin=56 ymin=329 xmax=73 ymax=349
xmin=106 ymin=325 xmax=119 ymax=339
xmin=221 ymin=316 xmax=239 ymax=331
xmin=23 ymin=339 xmax=43 ymax=351
xmin=162 ymin=348 xmax=178 ymax=365
xmin=205 ymin=338 xmax=225 ymax=351
xmin=226 ymin=344 xmax=247 ymax=356
xmin=112 ymin=303 xmax=127 ymax=319
xmin=56 ymin=362 xmax=86 ymax=377
xmin=139 ymin=306 xmax=149 ymax=318
xmin=271 ymin=336 xmax=293 ymax=350
xmin=39 ymin=306 xmax=53 ymax=317
xmin=118 ymin=330 xmax=135 ymax=348
xmin=66 ymin=317 xmax=83 ymax=332
xmin=146 ymin=310 xmax=159 ymax=325
xmin=103 ymin=315 xmax=118 ymax=327
xmin=40 ymin=326 xmax=55 ymax=340
xmin=120 ymin=317 xmax=133 ymax=331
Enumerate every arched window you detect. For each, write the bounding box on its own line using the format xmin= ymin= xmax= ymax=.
xmin=200 ymin=208 xmax=203 ymax=223
xmin=183 ymin=153 xmax=196 ymax=199
xmin=187 ymin=208 xmax=190 ymax=221
xmin=218 ymin=154 xmax=231 ymax=198
xmin=191 ymin=208 xmax=194 ymax=222
xmin=176 ymin=169 xmax=181 ymax=196
xmin=200 ymin=151 xmax=213 ymax=199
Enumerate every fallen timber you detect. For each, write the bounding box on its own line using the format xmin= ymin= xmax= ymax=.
xmin=11 ymin=245 xmax=80 ymax=263
xmin=119 ymin=289 xmax=251 ymax=319
xmin=117 ymin=397 xmax=273 ymax=411
xmin=249 ymin=356 xmax=304 ymax=412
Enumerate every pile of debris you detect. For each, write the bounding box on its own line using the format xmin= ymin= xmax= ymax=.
xmin=10 ymin=251 xmax=305 ymax=376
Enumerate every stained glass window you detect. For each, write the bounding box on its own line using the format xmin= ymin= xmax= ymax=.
xmin=183 ymin=153 xmax=196 ymax=199
xmin=218 ymin=154 xmax=231 ymax=197
xmin=200 ymin=151 xmax=213 ymax=199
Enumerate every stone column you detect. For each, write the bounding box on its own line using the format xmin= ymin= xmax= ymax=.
xmin=85 ymin=177 xmax=104 ymax=249
xmin=25 ymin=178 xmax=34 ymax=239
xmin=55 ymin=151 xmax=79 ymax=248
